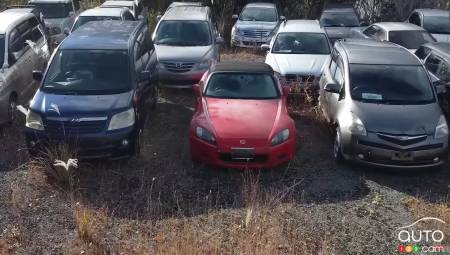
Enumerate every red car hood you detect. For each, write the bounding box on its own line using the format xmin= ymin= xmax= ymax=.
xmin=205 ymin=98 xmax=280 ymax=145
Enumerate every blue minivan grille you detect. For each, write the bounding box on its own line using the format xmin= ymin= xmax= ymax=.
xmin=44 ymin=118 xmax=107 ymax=135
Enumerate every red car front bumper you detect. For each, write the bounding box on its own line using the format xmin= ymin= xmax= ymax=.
xmin=190 ymin=136 xmax=295 ymax=169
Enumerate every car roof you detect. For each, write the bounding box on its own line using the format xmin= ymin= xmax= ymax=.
xmin=244 ymin=2 xmax=276 ymax=8
xmin=338 ymin=39 xmax=421 ymax=65
xmin=414 ymin=8 xmax=449 ymax=17
xmin=277 ymin=20 xmax=324 ymax=33
xmin=102 ymin=1 xmax=134 ymax=7
xmin=60 ymin=20 xmax=141 ymax=50
xmin=374 ymin=22 xmax=425 ymax=31
xmin=80 ymin=7 xmax=125 ymax=17
xmin=211 ymin=61 xmax=273 ymax=74
xmin=423 ymin=42 xmax=450 ymax=60
xmin=0 ymin=11 xmax=34 ymax=34
xmin=163 ymin=6 xmax=209 ymax=21
xmin=29 ymin=0 xmax=71 ymax=3
xmin=168 ymin=2 xmax=202 ymax=8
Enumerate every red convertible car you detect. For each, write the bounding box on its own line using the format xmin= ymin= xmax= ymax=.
xmin=189 ymin=62 xmax=296 ymax=169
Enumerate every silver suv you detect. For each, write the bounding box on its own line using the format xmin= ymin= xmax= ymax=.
xmin=231 ymin=3 xmax=284 ymax=48
xmin=0 ymin=9 xmax=49 ymax=125
xmin=153 ymin=5 xmax=223 ymax=87
xmin=29 ymin=0 xmax=82 ymax=46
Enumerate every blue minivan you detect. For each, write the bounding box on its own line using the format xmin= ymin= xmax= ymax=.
xmin=25 ymin=20 xmax=158 ymax=159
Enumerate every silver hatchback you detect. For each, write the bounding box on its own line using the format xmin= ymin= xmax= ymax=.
xmin=319 ymin=39 xmax=448 ymax=169
xmin=0 ymin=10 xmax=49 ymax=125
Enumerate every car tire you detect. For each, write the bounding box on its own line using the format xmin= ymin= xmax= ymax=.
xmin=7 ymin=95 xmax=17 ymax=125
xmin=333 ymin=127 xmax=344 ymax=163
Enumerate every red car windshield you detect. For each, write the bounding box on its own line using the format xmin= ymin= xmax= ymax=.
xmin=205 ymin=73 xmax=279 ymax=99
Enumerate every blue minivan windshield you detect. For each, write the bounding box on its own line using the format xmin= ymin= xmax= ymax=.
xmin=43 ymin=50 xmax=131 ymax=95
xmin=0 ymin=35 xmax=4 ymax=68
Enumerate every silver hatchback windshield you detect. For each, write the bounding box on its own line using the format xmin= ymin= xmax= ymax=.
xmin=349 ymin=64 xmax=435 ymax=105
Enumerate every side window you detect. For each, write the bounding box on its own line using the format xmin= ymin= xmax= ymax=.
xmin=334 ymin=65 xmax=344 ymax=87
xmin=374 ymin=28 xmax=386 ymax=41
xmin=134 ymin=29 xmax=153 ymax=73
xmin=123 ymin=10 xmax=135 ymax=20
xmin=425 ymin=54 xmax=442 ymax=75
xmin=409 ymin=13 xmax=421 ymax=26
xmin=415 ymin=46 xmax=431 ymax=60
xmin=363 ymin=26 xmax=378 ymax=37
xmin=329 ymin=59 xmax=337 ymax=76
xmin=438 ymin=62 xmax=450 ymax=82
xmin=9 ymin=29 xmax=23 ymax=54
xmin=29 ymin=18 xmax=44 ymax=42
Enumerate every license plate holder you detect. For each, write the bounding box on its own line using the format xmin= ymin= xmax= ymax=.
xmin=231 ymin=148 xmax=256 ymax=159
xmin=392 ymin=151 xmax=414 ymax=161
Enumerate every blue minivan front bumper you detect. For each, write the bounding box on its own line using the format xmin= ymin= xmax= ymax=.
xmin=25 ymin=126 xmax=137 ymax=160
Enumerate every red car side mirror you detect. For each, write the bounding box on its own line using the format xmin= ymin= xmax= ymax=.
xmin=192 ymin=83 xmax=201 ymax=97
xmin=282 ymin=86 xmax=291 ymax=96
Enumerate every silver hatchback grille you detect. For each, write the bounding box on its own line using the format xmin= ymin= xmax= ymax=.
xmin=163 ymin=62 xmax=195 ymax=73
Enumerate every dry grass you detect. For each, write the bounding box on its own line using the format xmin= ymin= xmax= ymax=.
xmin=61 ymin=169 xmax=339 ymax=255
xmin=402 ymin=197 xmax=450 ymax=244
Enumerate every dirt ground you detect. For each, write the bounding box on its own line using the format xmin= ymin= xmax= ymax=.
xmin=0 ymin=51 xmax=449 ymax=254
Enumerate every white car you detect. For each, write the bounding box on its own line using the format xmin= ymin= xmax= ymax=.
xmin=351 ymin=22 xmax=436 ymax=52
xmin=68 ymin=7 xmax=135 ymax=33
xmin=101 ymin=0 xmax=139 ymax=19
xmin=28 ymin=0 xmax=82 ymax=45
xmin=263 ymin=20 xmax=331 ymax=91
xmin=407 ymin=9 xmax=450 ymax=43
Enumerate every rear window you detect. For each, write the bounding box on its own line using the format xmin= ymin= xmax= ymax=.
xmin=43 ymin=50 xmax=131 ymax=95
xmin=205 ymin=73 xmax=279 ymax=99
xmin=423 ymin=16 xmax=450 ymax=34
xmin=389 ymin=30 xmax=436 ymax=49
xmin=72 ymin=16 xmax=122 ymax=31
xmin=320 ymin=12 xmax=359 ymax=27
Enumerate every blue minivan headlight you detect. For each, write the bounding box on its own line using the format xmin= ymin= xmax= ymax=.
xmin=26 ymin=111 xmax=44 ymax=131
xmin=108 ymin=108 xmax=135 ymax=131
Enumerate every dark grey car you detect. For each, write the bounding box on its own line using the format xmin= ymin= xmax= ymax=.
xmin=318 ymin=39 xmax=448 ymax=169
xmin=319 ymin=6 xmax=364 ymax=44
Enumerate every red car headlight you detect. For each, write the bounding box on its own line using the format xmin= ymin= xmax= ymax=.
xmin=196 ymin=126 xmax=216 ymax=144
xmin=271 ymin=129 xmax=290 ymax=146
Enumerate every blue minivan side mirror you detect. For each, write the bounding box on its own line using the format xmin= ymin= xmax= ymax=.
xmin=33 ymin=70 xmax=43 ymax=82
xmin=139 ymin=70 xmax=150 ymax=81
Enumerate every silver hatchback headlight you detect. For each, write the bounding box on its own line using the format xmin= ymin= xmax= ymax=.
xmin=435 ymin=115 xmax=449 ymax=139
